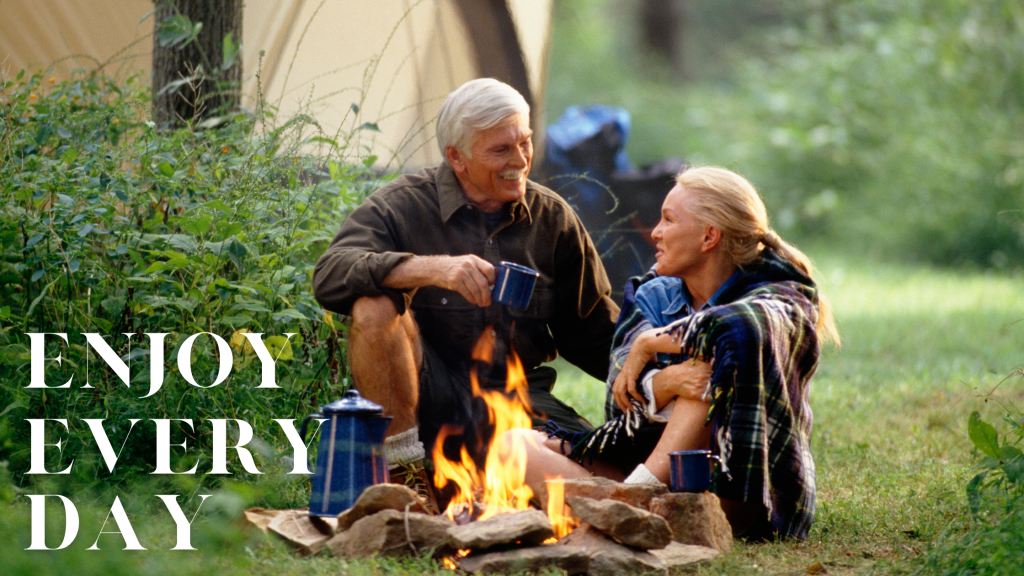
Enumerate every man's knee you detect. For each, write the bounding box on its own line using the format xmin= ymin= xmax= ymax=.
xmin=349 ymin=295 xmax=421 ymax=365
xmin=350 ymin=295 xmax=401 ymax=338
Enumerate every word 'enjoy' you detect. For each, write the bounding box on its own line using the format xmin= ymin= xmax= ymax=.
xmin=27 ymin=332 xmax=296 ymax=397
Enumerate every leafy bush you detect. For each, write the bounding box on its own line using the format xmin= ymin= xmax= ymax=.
xmin=548 ymin=0 xmax=1024 ymax=268
xmin=917 ymin=372 xmax=1024 ymax=575
xmin=725 ymin=0 xmax=1024 ymax=267
xmin=0 ymin=69 xmax=381 ymax=499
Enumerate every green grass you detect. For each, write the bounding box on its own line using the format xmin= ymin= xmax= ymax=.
xmin=3 ymin=251 xmax=1021 ymax=573
xmin=552 ymin=249 xmax=1023 ymax=575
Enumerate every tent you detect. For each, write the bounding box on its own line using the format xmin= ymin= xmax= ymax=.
xmin=0 ymin=0 xmax=553 ymax=169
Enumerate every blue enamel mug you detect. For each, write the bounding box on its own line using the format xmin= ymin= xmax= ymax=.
xmin=300 ymin=390 xmax=392 ymax=516
xmin=669 ymin=449 xmax=721 ymax=493
xmin=492 ymin=261 xmax=540 ymax=309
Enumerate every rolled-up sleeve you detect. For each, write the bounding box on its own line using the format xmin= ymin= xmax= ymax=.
xmin=312 ymin=192 xmax=415 ymax=315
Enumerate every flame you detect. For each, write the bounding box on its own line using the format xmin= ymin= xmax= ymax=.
xmin=545 ymin=476 xmax=578 ymax=539
xmin=432 ymin=327 xmax=580 ymax=551
xmin=432 ymin=337 xmax=538 ymax=519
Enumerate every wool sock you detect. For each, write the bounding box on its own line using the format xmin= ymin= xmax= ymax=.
xmin=623 ymin=463 xmax=665 ymax=485
xmin=384 ymin=426 xmax=425 ymax=467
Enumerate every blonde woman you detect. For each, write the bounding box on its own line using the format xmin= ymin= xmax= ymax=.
xmin=517 ymin=166 xmax=838 ymax=540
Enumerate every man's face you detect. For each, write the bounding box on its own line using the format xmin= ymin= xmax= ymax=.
xmin=448 ymin=113 xmax=533 ymax=212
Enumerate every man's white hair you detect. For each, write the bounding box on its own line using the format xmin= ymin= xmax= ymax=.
xmin=436 ymin=78 xmax=530 ymax=161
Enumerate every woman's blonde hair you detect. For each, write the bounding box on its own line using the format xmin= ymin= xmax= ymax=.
xmin=676 ymin=166 xmax=840 ymax=346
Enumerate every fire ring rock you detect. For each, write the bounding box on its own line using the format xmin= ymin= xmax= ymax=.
xmin=335 ymin=483 xmax=428 ymax=533
xmin=565 ymin=495 xmax=672 ymax=550
xmin=458 ymin=544 xmax=591 ymax=575
xmin=555 ymin=476 xmax=669 ymax=510
xmin=447 ymin=509 xmax=555 ymax=551
xmin=648 ymin=492 xmax=733 ymax=553
xmin=325 ymin=508 xmax=455 ymax=558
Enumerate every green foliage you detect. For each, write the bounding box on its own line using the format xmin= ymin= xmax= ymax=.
xmin=548 ymin=0 xmax=1024 ymax=268
xmin=0 ymin=69 xmax=381 ymax=495
xmin=918 ymin=382 xmax=1024 ymax=576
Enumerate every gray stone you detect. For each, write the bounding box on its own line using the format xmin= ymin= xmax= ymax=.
xmin=555 ymin=477 xmax=669 ymax=511
xmin=566 ymin=495 xmax=672 ymax=550
xmin=447 ymin=509 xmax=554 ymax=551
xmin=267 ymin=509 xmax=330 ymax=556
xmin=458 ymin=544 xmax=590 ymax=575
xmin=559 ymin=524 xmax=667 ymax=576
xmin=326 ymin=508 xmax=455 ymax=558
xmin=649 ymin=493 xmax=733 ymax=553
xmin=588 ymin=544 xmax=667 ymax=576
xmin=335 ymin=483 xmax=428 ymax=532
xmin=648 ymin=542 xmax=719 ymax=574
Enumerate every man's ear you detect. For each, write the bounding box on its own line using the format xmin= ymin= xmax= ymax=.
xmin=446 ymin=145 xmax=467 ymax=175
xmin=701 ymin=225 xmax=722 ymax=253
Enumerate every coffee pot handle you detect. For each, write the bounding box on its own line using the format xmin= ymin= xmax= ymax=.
xmin=299 ymin=413 xmax=324 ymax=443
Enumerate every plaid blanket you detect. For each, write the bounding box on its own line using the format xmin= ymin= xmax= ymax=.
xmin=567 ymin=250 xmax=821 ymax=539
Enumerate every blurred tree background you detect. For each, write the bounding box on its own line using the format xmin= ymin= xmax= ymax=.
xmin=545 ymin=0 xmax=1024 ymax=269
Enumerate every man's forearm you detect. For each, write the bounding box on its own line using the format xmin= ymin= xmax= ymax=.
xmin=381 ymin=256 xmax=442 ymax=290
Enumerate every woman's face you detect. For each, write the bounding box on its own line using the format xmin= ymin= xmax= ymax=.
xmin=651 ymin=184 xmax=707 ymax=278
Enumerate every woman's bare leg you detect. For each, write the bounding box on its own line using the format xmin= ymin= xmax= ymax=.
xmin=642 ymin=397 xmax=713 ymax=483
xmin=641 ymin=398 xmax=770 ymax=537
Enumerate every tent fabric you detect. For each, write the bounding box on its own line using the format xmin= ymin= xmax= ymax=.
xmin=0 ymin=0 xmax=551 ymax=169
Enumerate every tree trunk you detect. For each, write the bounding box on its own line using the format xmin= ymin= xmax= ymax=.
xmin=640 ymin=0 xmax=687 ymax=80
xmin=152 ymin=0 xmax=243 ymax=127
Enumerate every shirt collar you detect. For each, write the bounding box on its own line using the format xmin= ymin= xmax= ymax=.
xmin=436 ymin=162 xmax=532 ymax=225
xmin=672 ymin=269 xmax=745 ymax=316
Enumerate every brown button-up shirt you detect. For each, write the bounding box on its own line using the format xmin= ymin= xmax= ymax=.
xmin=312 ymin=163 xmax=619 ymax=382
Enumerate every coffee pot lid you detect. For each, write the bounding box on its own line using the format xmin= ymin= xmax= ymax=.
xmin=319 ymin=389 xmax=384 ymax=415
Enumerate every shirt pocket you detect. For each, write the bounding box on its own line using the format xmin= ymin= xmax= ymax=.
xmin=412 ymin=285 xmax=476 ymax=311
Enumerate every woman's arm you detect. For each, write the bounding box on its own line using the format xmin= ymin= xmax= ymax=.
xmin=648 ymin=360 xmax=713 ymax=409
xmin=611 ymin=327 xmax=688 ymax=413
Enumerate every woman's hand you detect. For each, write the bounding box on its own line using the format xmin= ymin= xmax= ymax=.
xmin=612 ymin=327 xmax=684 ymax=414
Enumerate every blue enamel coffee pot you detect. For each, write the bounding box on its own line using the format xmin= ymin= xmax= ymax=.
xmin=300 ymin=390 xmax=392 ymax=516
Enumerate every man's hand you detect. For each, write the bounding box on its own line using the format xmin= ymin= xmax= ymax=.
xmin=383 ymin=255 xmax=497 ymax=307
xmin=432 ymin=255 xmax=496 ymax=306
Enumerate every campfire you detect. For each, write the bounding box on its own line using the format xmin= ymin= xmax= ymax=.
xmin=247 ymin=330 xmax=731 ymax=574
xmin=431 ymin=329 xmax=574 ymax=537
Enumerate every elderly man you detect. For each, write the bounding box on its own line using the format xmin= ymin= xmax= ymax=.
xmin=312 ymin=78 xmax=619 ymax=497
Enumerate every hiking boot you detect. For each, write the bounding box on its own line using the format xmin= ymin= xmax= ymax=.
xmin=389 ymin=458 xmax=440 ymax=515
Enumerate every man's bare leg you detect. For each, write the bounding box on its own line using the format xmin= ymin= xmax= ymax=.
xmin=349 ymin=295 xmax=422 ymax=437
